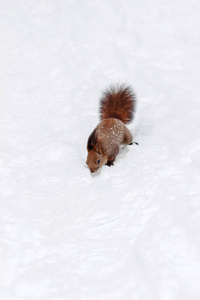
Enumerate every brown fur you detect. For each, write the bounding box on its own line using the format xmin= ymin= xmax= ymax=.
xmin=100 ymin=84 xmax=136 ymax=124
xmin=86 ymin=85 xmax=136 ymax=173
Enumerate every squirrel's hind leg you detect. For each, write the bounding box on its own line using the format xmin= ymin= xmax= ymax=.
xmin=124 ymin=128 xmax=133 ymax=145
xmin=129 ymin=142 xmax=139 ymax=145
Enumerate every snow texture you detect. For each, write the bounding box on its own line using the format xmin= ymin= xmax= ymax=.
xmin=1 ymin=0 xmax=200 ymax=299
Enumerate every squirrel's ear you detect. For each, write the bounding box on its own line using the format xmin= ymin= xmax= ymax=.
xmin=94 ymin=144 xmax=103 ymax=154
xmin=87 ymin=129 xmax=97 ymax=151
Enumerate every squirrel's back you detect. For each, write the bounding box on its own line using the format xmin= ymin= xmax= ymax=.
xmin=99 ymin=84 xmax=136 ymax=124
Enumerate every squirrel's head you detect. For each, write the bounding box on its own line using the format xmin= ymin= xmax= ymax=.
xmin=86 ymin=128 xmax=107 ymax=173
xmin=86 ymin=150 xmax=107 ymax=173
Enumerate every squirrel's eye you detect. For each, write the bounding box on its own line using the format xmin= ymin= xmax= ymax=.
xmin=97 ymin=159 xmax=100 ymax=164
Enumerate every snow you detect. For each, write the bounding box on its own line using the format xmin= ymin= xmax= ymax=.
xmin=1 ymin=0 xmax=200 ymax=299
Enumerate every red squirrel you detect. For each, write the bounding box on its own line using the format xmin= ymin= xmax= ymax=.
xmin=86 ymin=84 xmax=136 ymax=173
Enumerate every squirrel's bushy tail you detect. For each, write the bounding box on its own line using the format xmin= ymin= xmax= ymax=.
xmin=99 ymin=84 xmax=136 ymax=124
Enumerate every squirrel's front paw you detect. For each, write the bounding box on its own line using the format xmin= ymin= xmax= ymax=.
xmin=106 ymin=160 xmax=114 ymax=167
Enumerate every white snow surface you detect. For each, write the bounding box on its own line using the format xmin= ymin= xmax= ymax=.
xmin=1 ymin=1 xmax=200 ymax=299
